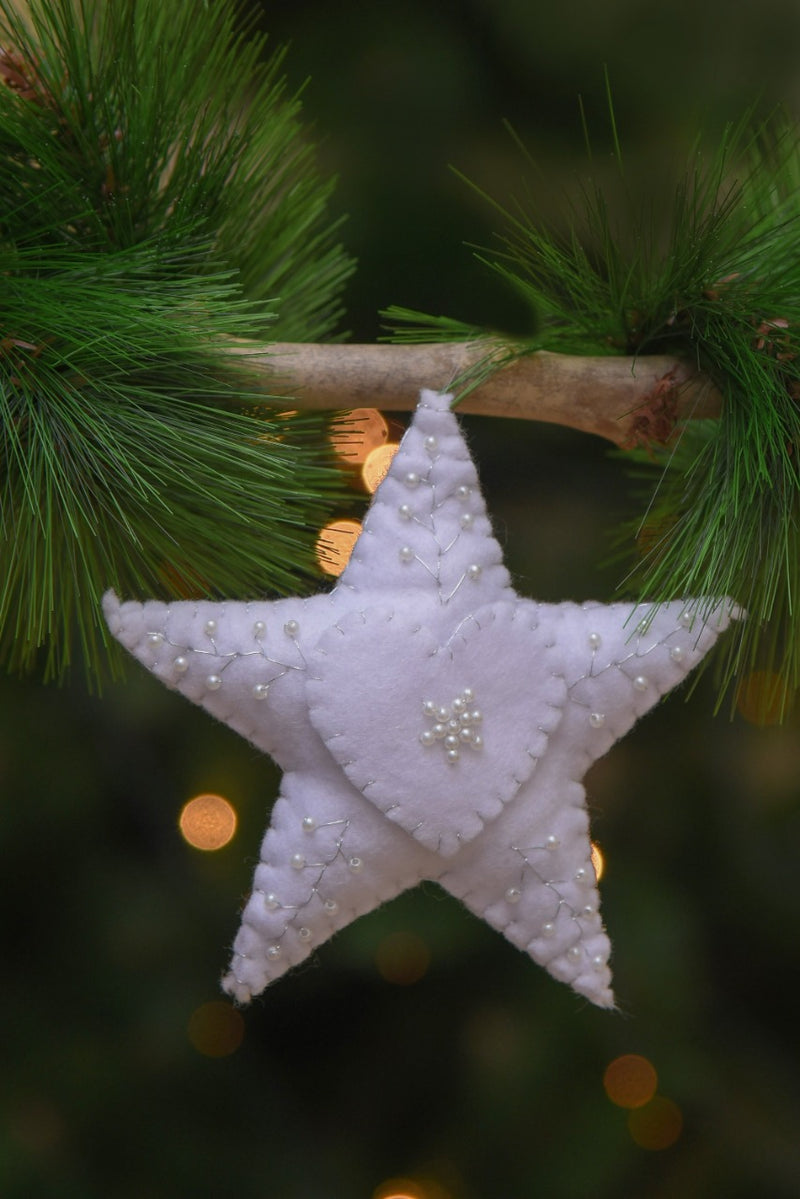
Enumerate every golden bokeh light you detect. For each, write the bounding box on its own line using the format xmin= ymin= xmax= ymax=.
xmin=635 ymin=514 xmax=678 ymax=563
xmin=372 ymin=1180 xmax=449 ymax=1199
xmin=331 ymin=408 xmax=389 ymax=463
xmin=8 ymin=1096 xmax=64 ymax=1154
xmin=603 ymin=1054 xmax=658 ymax=1109
xmin=627 ymin=1095 xmax=683 ymax=1150
xmin=315 ymin=518 xmax=362 ymax=577
xmin=187 ymin=1000 xmax=244 ymax=1058
xmin=375 ymin=931 xmax=431 ymax=986
xmin=373 ymin=1185 xmax=423 ymax=1199
xmin=362 ymin=442 xmax=400 ymax=492
xmin=179 ymin=793 xmax=237 ymax=851
xmin=590 ymin=841 xmax=605 ymax=881
xmin=736 ymin=670 xmax=792 ymax=725
xmin=157 ymin=559 xmax=210 ymax=600
xmin=372 ymin=1183 xmax=423 ymax=1199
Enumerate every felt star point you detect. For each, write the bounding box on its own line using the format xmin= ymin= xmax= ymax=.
xmin=104 ymin=389 xmax=740 ymax=1009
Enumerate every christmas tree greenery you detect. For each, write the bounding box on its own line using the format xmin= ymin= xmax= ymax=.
xmin=0 ymin=0 xmax=353 ymax=682
xmin=2 ymin=0 xmax=800 ymax=722
xmin=386 ymin=111 xmax=800 ymax=720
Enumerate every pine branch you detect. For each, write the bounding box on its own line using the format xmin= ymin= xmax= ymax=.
xmin=420 ymin=108 xmax=800 ymax=721
xmin=251 ymin=342 xmax=722 ymax=446
xmin=0 ymin=0 xmax=354 ymax=684
xmin=3 ymin=1 xmax=798 ymax=725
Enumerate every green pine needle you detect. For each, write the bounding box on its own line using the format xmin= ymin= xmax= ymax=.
xmin=380 ymin=306 xmax=533 ymax=400
xmin=0 ymin=0 xmax=355 ymax=683
xmin=389 ymin=111 xmax=800 ymax=720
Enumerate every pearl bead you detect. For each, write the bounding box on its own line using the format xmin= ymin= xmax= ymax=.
xmin=566 ymin=945 xmax=582 ymax=962
xmin=147 ymin=632 xmax=163 ymax=647
xmin=670 ymin=645 xmax=684 ymax=663
xmin=505 ymin=887 xmax=522 ymax=904
xmin=545 ymin=835 xmax=560 ymax=851
xmin=206 ymin=674 xmax=222 ymax=691
xmin=174 ymin=656 xmax=189 ymax=674
xmin=589 ymin=712 xmax=605 ymax=728
xmin=204 ymin=619 xmax=217 ymax=636
xmin=456 ymin=485 xmax=470 ymax=500
xmin=466 ymin=563 xmax=482 ymax=581
xmin=298 ymin=926 xmax=312 ymax=942
xmin=459 ymin=512 xmax=474 ymax=529
xmin=424 ymin=435 xmax=438 ymax=453
xmin=575 ymin=868 xmax=587 ymax=882
xmin=404 ymin=472 xmax=420 ymax=488
xmin=253 ymin=620 xmax=266 ymax=637
xmin=633 ymin=675 xmax=648 ymax=691
xmin=301 ymin=816 xmax=317 ymax=833
xmin=267 ymin=945 xmax=282 ymax=960
xmin=323 ymin=899 xmax=339 ymax=915
xmin=348 ymin=856 xmax=363 ymax=872
xmin=264 ymin=892 xmax=280 ymax=910
xmin=588 ymin=632 xmax=602 ymax=650
xmin=399 ymin=545 xmax=414 ymax=563
xmin=253 ymin=683 xmax=269 ymax=700
xmin=541 ymin=922 xmax=556 ymax=937
xmin=398 ymin=503 xmax=413 ymax=520
xmin=582 ymin=904 xmax=595 ymax=917
xmin=420 ymin=686 xmax=485 ymax=761
xmin=284 ymin=619 xmax=299 ymax=637
xmin=592 ymin=955 xmax=606 ymax=970
xmin=679 ymin=609 xmax=693 ymax=628
xmin=290 ymin=853 xmax=306 ymax=870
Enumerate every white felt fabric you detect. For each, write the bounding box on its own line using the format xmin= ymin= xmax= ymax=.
xmin=104 ymin=388 xmax=739 ymax=1009
xmin=307 ymin=601 xmax=566 ymax=855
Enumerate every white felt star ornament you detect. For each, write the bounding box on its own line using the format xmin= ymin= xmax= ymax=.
xmin=105 ymin=390 xmax=739 ymax=1009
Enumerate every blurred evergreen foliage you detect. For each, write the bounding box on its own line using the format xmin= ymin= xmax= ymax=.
xmin=2 ymin=1 xmax=800 ymax=1197
xmin=0 ymin=0 xmax=353 ymax=683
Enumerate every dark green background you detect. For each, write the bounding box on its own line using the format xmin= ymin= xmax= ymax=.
xmin=3 ymin=2 xmax=800 ymax=1196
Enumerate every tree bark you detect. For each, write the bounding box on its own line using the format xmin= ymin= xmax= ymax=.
xmin=247 ymin=342 xmax=722 ymax=446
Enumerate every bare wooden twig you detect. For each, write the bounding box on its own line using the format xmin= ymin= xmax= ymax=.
xmin=246 ymin=342 xmax=722 ymax=446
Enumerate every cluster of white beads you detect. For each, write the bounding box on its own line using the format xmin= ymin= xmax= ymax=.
xmin=419 ymin=688 xmax=483 ymax=763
